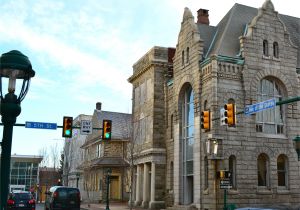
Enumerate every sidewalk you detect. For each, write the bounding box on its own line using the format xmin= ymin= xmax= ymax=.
xmin=80 ymin=202 xmax=145 ymax=210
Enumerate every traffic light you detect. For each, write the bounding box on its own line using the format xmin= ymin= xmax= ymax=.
xmin=224 ymin=103 xmax=236 ymax=126
xmin=62 ymin=116 xmax=73 ymax=138
xmin=201 ymin=110 xmax=211 ymax=131
xmin=102 ymin=119 xmax=112 ymax=140
xmin=217 ymin=170 xmax=231 ymax=179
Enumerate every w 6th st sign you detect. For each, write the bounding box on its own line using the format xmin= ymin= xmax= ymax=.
xmin=244 ymin=98 xmax=276 ymax=115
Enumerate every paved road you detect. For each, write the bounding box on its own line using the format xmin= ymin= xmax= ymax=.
xmin=36 ymin=203 xmax=44 ymax=210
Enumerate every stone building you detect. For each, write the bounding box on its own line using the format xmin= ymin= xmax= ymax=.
xmin=79 ymin=103 xmax=131 ymax=203
xmin=128 ymin=0 xmax=300 ymax=209
xmin=63 ymin=114 xmax=92 ymax=198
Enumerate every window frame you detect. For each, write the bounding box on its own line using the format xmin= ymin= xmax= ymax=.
xmin=277 ymin=154 xmax=288 ymax=187
xmin=229 ymin=155 xmax=237 ymax=189
xmin=257 ymin=153 xmax=270 ymax=187
xmin=273 ymin=42 xmax=279 ymax=58
xmin=256 ymin=78 xmax=284 ymax=134
xmin=263 ymin=40 xmax=269 ymax=56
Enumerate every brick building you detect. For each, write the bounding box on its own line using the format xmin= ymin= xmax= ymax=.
xmin=128 ymin=0 xmax=300 ymax=209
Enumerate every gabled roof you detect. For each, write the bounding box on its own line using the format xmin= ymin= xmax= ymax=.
xmin=81 ymin=110 xmax=131 ymax=148
xmin=200 ymin=3 xmax=300 ymax=67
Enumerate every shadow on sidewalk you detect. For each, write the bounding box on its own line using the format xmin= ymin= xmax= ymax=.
xmin=80 ymin=202 xmax=145 ymax=210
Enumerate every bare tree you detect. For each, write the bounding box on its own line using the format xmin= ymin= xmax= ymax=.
xmin=50 ymin=143 xmax=60 ymax=171
xmin=38 ymin=147 xmax=49 ymax=167
xmin=83 ymin=169 xmax=93 ymax=207
xmin=125 ymin=117 xmax=143 ymax=210
xmin=62 ymin=140 xmax=75 ymax=186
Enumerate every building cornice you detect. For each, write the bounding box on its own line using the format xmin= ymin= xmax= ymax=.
xmin=200 ymin=54 xmax=244 ymax=68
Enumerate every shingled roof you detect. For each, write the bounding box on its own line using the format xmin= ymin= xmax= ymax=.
xmin=81 ymin=110 xmax=131 ymax=148
xmin=199 ymin=3 xmax=300 ymax=67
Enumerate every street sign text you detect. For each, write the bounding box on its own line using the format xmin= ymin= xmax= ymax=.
xmin=25 ymin=121 xmax=57 ymax=130
xmin=244 ymin=98 xmax=276 ymax=115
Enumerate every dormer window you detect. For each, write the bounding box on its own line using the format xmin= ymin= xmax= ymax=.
xmin=273 ymin=42 xmax=279 ymax=58
xmin=263 ymin=40 xmax=269 ymax=56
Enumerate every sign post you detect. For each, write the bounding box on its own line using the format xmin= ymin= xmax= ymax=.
xmin=219 ymin=178 xmax=232 ymax=210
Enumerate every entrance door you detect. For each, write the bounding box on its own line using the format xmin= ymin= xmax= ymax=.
xmin=110 ymin=176 xmax=120 ymax=200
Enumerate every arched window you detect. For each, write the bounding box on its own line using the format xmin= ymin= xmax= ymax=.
xmin=170 ymin=161 xmax=174 ymax=190
xmin=204 ymin=156 xmax=208 ymax=189
xmin=273 ymin=42 xmax=279 ymax=58
xmin=256 ymin=78 xmax=284 ymax=134
xmin=182 ymin=50 xmax=185 ymax=66
xmin=181 ymin=85 xmax=194 ymax=204
xmin=263 ymin=40 xmax=269 ymax=56
xmin=186 ymin=47 xmax=190 ymax=63
xmin=277 ymin=154 xmax=288 ymax=187
xmin=257 ymin=153 xmax=270 ymax=187
xmin=229 ymin=155 xmax=236 ymax=189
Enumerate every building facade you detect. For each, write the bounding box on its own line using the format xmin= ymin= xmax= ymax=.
xmin=38 ymin=167 xmax=61 ymax=202
xmin=129 ymin=1 xmax=300 ymax=209
xmin=9 ymin=155 xmax=43 ymax=192
xmin=79 ymin=103 xmax=131 ymax=203
xmin=63 ymin=114 xmax=92 ymax=197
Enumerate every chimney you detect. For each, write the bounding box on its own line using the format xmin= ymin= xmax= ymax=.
xmin=197 ymin=9 xmax=209 ymax=25
xmin=96 ymin=102 xmax=102 ymax=110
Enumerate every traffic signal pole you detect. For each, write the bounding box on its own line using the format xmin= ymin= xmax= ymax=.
xmin=211 ymin=96 xmax=300 ymax=122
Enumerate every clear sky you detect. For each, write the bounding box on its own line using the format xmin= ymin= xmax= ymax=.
xmin=0 ymin=0 xmax=298 ymax=159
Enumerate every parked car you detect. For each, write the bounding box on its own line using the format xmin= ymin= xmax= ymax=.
xmin=7 ymin=190 xmax=35 ymax=210
xmin=44 ymin=186 xmax=80 ymax=210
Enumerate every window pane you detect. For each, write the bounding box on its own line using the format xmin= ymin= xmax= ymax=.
xmin=256 ymin=78 xmax=284 ymax=134
xmin=258 ymin=155 xmax=267 ymax=186
xmin=186 ymin=161 xmax=193 ymax=175
xmin=278 ymin=172 xmax=285 ymax=186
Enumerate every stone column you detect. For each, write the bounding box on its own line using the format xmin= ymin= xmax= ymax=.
xmin=135 ymin=164 xmax=142 ymax=206
xmin=149 ymin=163 xmax=165 ymax=209
xmin=174 ymin=123 xmax=180 ymax=204
xmin=142 ymin=163 xmax=150 ymax=208
xmin=150 ymin=162 xmax=156 ymax=202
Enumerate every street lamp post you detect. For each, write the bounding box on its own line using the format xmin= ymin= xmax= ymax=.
xmin=0 ymin=50 xmax=35 ymax=210
xmin=105 ymin=168 xmax=112 ymax=210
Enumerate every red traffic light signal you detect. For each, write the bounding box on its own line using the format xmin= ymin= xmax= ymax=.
xmin=201 ymin=110 xmax=211 ymax=131
xmin=62 ymin=116 xmax=73 ymax=138
xmin=224 ymin=103 xmax=236 ymax=126
xmin=102 ymin=120 xmax=112 ymax=140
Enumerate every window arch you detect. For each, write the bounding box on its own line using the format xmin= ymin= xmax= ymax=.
xmin=277 ymin=154 xmax=288 ymax=187
xmin=256 ymin=78 xmax=284 ymax=134
xmin=257 ymin=153 xmax=270 ymax=187
xmin=182 ymin=50 xmax=185 ymax=66
xmin=263 ymin=40 xmax=269 ymax=56
xmin=229 ymin=155 xmax=236 ymax=189
xmin=273 ymin=42 xmax=279 ymax=58
xmin=180 ymin=85 xmax=194 ymax=204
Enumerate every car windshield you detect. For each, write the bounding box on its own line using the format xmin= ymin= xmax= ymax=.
xmin=13 ymin=193 xmax=32 ymax=200
xmin=54 ymin=188 xmax=79 ymax=202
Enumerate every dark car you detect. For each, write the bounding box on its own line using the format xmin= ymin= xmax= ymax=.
xmin=44 ymin=186 xmax=80 ymax=210
xmin=7 ymin=190 xmax=36 ymax=210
